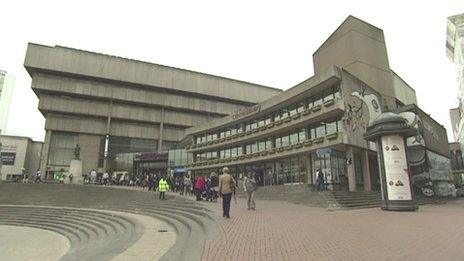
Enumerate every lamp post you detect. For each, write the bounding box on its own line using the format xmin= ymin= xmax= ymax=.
xmin=364 ymin=111 xmax=418 ymax=211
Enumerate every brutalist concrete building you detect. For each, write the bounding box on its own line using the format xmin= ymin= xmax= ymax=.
xmin=24 ymin=45 xmax=281 ymax=178
xmin=184 ymin=16 xmax=454 ymax=194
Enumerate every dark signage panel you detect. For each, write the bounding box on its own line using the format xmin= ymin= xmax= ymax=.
xmin=1 ymin=152 xmax=16 ymax=165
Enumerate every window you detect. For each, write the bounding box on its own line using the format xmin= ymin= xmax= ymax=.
xmin=282 ymin=135 xmax=290 ymax=147
xmin=281 ymin=108 xmax=289 ymax=119
xmin=265 ymin=139 xmax=272 ymax=149
xmin=299 ymin=129 xmax=306 ymax=141
xmin=323 ymin=88 xmax=335 ymax=102
xmin=275 ymin=137 xmax=282 ymax=148
xmin=326 ymin=121 xmax=338 ymax=134
xmin=290 ymin=133 xmax=299 ymax=144
xmin=265 ymin=116 xmax=272 ymax=125
xmin=289 ymin=105 xmax=298 ymax=116
xmin=316 ymin=125 xmax=325 ymax=137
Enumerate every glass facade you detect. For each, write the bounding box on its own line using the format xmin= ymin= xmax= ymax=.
xmin=48 ymin=132 xmax=79 ymax=166
xmin=168 ymin=149 xmax=193 ymax=167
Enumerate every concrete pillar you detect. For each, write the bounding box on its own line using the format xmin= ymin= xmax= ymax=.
xmin=158 ymin=107 xmax=164 ymax=151
xmin=346 ymin=146 xmax=356 ymax=192
xmin=103 ymin=101 xmax=112 ymax=173
xmin=362 ymin=150 xmax=372 ymax=191
xmin=306 ymin=153 xmax=312 ymax=184
xmin=40 ymin=130 xmax=52 ymax=179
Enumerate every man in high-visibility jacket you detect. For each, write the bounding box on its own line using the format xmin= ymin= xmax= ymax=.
xmin=158 ymin=176 xmax=170 ymax=200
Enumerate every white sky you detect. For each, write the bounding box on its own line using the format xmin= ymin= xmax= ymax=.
xmin=0 ymin=0 xmax=462 ymax=142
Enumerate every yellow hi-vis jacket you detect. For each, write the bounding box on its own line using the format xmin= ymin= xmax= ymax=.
xmin=158 ymin=179 xmax=169 ymax=192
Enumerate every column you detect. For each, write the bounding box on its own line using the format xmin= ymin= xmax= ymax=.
xmin=306 ymin=153 xmax=312 ymax=185
xmin=362 ymin=150 xmax=372 ymax=191
xmin=158 ymin=107 xmax=164 ymax=151
xmin=103 ymin=101 xmax=112 ymax=173
xmin=346 ymin=146 xmax=356 ymax=192
xmin=40 ymin=130 xmax=52 ymax=179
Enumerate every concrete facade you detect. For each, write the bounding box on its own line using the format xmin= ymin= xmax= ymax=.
xmin=25 ymin=44 xmax=281 ymax=178
xmin=184 ymin=16 xmax=450 ymax=193
xmin=0 ymin=135 xmax=43 ymax=181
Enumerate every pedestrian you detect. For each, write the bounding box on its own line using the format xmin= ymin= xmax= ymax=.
xmin=90 ymin=169 xmax=97 ymax=184
xmin=34 ymin=170 xmax=42 ymax=183
xmin=195 ymin=175 xmax=206 ymax=201
xmin=148 ymin=174 xmax=155 ymax=191
xmin=184 ymin=175 xmax=189 ymax=195
xmin=158 ymin=176 xmax=169 ymax=200
xmin=69 ymin=173 xmax=74 ymax=184
xmin=316 ymin=169 xmax=324 ymax=191
xmin=102 ymin=172 xmax=109 ymax=186
xmin=244 ymin=173 xmax=257 ymax=210
xmin=210 ymin=172 xmax=219 ymax=202
xmin=219 ymin=167 xmax=236 ymax=219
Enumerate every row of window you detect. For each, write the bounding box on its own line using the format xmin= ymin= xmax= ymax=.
xmin=194 ymin=118 xmax=342 ymax=161
xmin=194 ymin=85 xmax=341 ymax=144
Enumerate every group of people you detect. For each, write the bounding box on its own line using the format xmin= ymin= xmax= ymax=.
xmin=190 ymin=167 xmax=258 ymax=218
xmin=193 ymin=172 xmax=219 ymax=202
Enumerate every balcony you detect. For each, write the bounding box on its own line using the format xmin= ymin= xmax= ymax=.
xmin=187 ymin=132 xmax=345 ymax=171
xmin=187 ymin=98 xmax=344 ymax=153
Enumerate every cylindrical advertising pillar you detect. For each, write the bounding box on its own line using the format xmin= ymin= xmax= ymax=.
xmin=364 ymin=112 xmax=417 ymax=211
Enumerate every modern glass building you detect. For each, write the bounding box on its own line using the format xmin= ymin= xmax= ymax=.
xmin=184 ymin=16 xmax=453 ymax=193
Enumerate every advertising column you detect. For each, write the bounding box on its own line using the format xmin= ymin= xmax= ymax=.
xmin=364 ymin=111 xmax=417 ymax=211
xmin=381 ymin=135 xmax=412 ymax=201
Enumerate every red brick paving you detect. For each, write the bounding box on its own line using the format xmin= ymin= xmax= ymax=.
xmin=200 ymin=197 xmax=464 ymax=261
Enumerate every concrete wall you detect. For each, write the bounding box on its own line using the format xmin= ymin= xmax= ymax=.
xmin=391 ymin=71 xmax=417 ymax=105
xmin=25 ymin=43 xmax=282 ymax=104
xmin=313 ymin=16 xmax=396 ymax=109
xmin=78 ymin=134 xmax=101 ymax=176
xmin=39 ymin=93 xmax=220 ymax=128
xmin=32 ymin=73 xmax=249 ymax=116
xmin=341 ymin=70 xmax=382 ymax=150
xmin=0 ymin=136 xmax=43 ymax=180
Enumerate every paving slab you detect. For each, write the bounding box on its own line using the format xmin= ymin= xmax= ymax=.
xmin=0 ymin=225 xmax=70 ymax=261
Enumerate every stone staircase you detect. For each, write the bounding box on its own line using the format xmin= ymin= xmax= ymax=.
xmin=0 ymin=206 xmax=143 ymax=261
xmin=0 ymin=183 xmax=219 ymax=261
xmin=236 ymin=184 xmax=449 ymax=210
xmin=236 ymin=184 xmax=340 ymax=209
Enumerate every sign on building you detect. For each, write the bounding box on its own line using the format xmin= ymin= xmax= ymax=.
xmin=1 ymin=152 xmax=16 ymax=165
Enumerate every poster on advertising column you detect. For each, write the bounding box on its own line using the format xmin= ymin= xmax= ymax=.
xmin=381 ymin=135 xmax=412 ymax=200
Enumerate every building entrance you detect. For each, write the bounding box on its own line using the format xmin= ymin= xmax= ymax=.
xmin=133 ymin=152 xmax=168 ymax=177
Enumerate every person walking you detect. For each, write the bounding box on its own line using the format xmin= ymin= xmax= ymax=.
xmin=183 ymin=175 xmax=192 ymax=196
xmin=69 ymin=173 xmax=74 ymax=184
xmin=210 ymin=172 xmax=219 ymax=202
xmin=102 ymin=172 xmax=109 ymax=186
xmin=219 ymin=167 xmax=236 ymax=219
xmin=34 ymin=170 xmax=42 ymax=183
xmin=195 ymin=175 xmax=206 ymax=201
xmin=158 ymin=176 xmax=169 ymax=200
xmin=244 ymin=173 xmax=257 ymax=210
xmin=316 ymin=169 xmax=324 ymax=191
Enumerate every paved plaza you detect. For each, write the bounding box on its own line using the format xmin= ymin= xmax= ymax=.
xmin=201 ymin=197 xmax=464 ymax=261
xmin=0 ymin=183 xmax=463 ymax=261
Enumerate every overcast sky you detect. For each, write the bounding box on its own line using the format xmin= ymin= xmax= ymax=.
xmin=0 ymin=1 xmax=462 ymax=142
